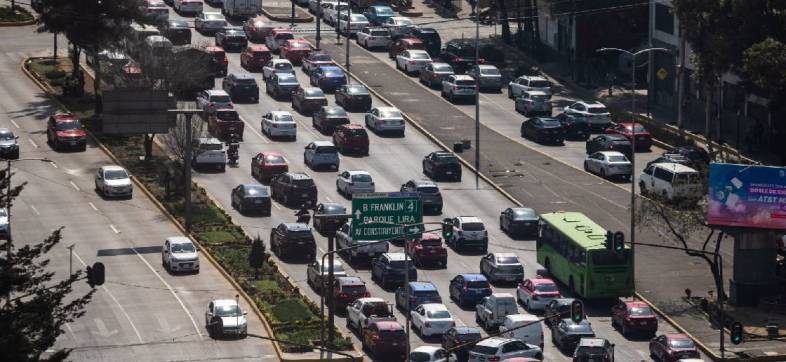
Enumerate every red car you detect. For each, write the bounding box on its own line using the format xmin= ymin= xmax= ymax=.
xmin=302 ymin=51 xmax=334 ymax=74
xmin=332 ymin=276 xmax=370 ymax=310
xmin=611 ymin=300 xmax=657 ymax=337
xmin=280 ymin=39 xmax=312 ymax=64
xmin=47 ymin=113 xmax=87 ymax=151
xmin=332 ymin=124 xmax=369 ymax=155
xmin=649 ymin=333 xmax=700 ymax=362
xmin=243 ymin=16 xmax=275 ymax=42
xmin=605 ymin=122 xmax=652 ymax=151
xmin=362 ymin=320 xmax=407 ymax=360
xmin=388 ymin=37 xmax=424 ymax=59
xmin=207 ymin=109 xmax=245 ymax=140
xmin=516 ymin=277 xmax=561 ymax=312
xmin=240 ymin=45 xmax=272 ymax=71
xmin=251 ymin=152 xmax=288 ymax=183
xmin=405 ymin=232 xmax=447 ymax=267
xmin=206 ymin=46 xmax=228 ymax=76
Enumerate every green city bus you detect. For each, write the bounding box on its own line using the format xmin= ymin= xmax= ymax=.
xmin=536 ymin=211 xmax=633 ymax=299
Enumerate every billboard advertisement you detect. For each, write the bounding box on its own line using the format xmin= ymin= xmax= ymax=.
xmin=708 ymin=163 xmax=786 ymax=230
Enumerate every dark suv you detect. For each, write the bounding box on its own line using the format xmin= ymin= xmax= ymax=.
xmin=0 ymin=128 xmax=20 ymax=159
xmin=270 ymin=223 xmax=316 ymax=261
xmin=160 ymin=19 xmax=191 ymax=45
xmin=554 ymin=113 xmax=591 ymax=140
xmin=371 ymin=253 xmax=418 ymax=288
xmin=585 ymin=134 xmax=633 ymax=159
xmin=215 ymin=27 xmax=248 ymax=51
xmin=439 ymin=40 xmax=482 ymax=73
xmin=411 ymin=27 xmax=441 ymax=56
xmin=573 ymin=338 xmax=615 ymax=362
xmin=422 ymin=151 xmax=461 ymax=181
xmin=222 ymin=73 xmax=259 ymax=103
xmin=270 ymin=172 xmax=318 ymax=208
xmin=400 ymin=179 xmax=443 ymax=214
xmin=333 ymin=124 xmax=370 ymax=155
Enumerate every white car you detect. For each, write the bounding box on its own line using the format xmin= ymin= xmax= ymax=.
xmin=192 ymin=137 xmax=227 ymax=171
xmin=396 ymin=49 xmax=432 ymax=74
xmin=441 ymin=74 xmax=477 ymax=102
xmin=337 ymin=13 xmax=370 ymax=35
xmin=564 ymin=100 xmax=612 ymax=130
xmin=196 ymin=89 xmax=233 ymax=112
xmin=262 ymin=59 xmax=295 ymax=80
xmin=261 ymin=111 xmax=297 ymax=139
xmin=514 ymin=90 xmax=552 ymax=116
xmin=346 ymin=297 xmax=393 ymax=332
xmin=584 ymin=151 xmax=632 ymax=180
xmin=365 ymin=106 xmax=405 ymax=135
xmin=356 ymin=27 xmax=391 ymax=49
xmin=410 ymin=303 xmax=455 ymax=337
xmin=0 ymin=208 xmax=9 ymax=240
xmin=94 ymin=165 xmax=133 ymax=198
xmin=323 ymin=1 xmax=349 ymax=25
xmin=382 ymin=16 xmax=414 ymax=38
xmin=468 ymin=337 xmax=542 ymax=362
xmin=162 ymin=236 xmax=200 ymax=273
xmin=205 ymin=299 xmax=247 ymax=337
xmin=174 ymin=0 xmax=203 ymax=14
xmin=336 ymin=170 xmax=375 ymax=198
xmin=507 ymin=75 xmax=552 ymax=98
xmin=306 ymin=259 xmax=347 ymax=291
xmin=409 ymin=346 xmax=456 ymax=362
xmin=304 ymin=140 xmax=340 ymax=170
xmin=195 ymin=11 xmax=226 ymax=34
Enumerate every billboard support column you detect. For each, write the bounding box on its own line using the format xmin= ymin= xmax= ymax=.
xmin=729 ymin=230 xmax=777 ymax=306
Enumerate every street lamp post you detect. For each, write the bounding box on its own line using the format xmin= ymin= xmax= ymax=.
xmin=595 ymin=47 xmax=671 ymax=296
xmin=473 ymin=2 xmax=480 ymax=190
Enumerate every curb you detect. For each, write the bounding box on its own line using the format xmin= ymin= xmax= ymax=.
xmin=0 ymin=16 xmax=37 ymax=27
xmin=261 ymin=8 xmax=313 ymax=23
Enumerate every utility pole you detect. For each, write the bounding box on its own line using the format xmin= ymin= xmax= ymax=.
xmin=316 ymin=0 xmax=322 ymax=49
xmin=676 ymin=28 xmax=686 ymax=132
xmin=345 ymin=10 xmax=351 ymax=83
xmin=290 ymin=0 xmax=296 ymax=28
xmin=473 ymin=2 xmax=480 ymax=190
xmin=326 ymin=232 xmax=335 ymax=348
xmin=168 ymin=109 xmax=198 ymax=232
xmin=404 ymin=229 xmax=411 ymax=359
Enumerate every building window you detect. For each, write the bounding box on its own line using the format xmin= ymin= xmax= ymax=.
xmin=655 ymin=3 xmax=674 ymax=34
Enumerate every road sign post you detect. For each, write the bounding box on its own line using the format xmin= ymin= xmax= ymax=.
xmin=351 ymin=192 xmax=423 ymax=241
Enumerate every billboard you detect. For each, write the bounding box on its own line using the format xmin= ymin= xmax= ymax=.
xmin=708 ymin=163 xmax=786 ymax=230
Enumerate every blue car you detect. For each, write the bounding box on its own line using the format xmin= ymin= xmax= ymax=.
xmin=310 ymin=66 xmax=348 ymax=92
xmin=395 ymin=281 xmax=442 ymax=311
xmin=363 ymin=5 xmax=395 ymax=26
xmin=448 ymin=274 xmax=492 ymax=307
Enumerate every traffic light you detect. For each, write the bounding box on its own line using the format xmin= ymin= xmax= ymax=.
xmin=86 ymin=262 xmax=105 ymax=288
xmin=441 ymin=218 xmax=453 ymax=240
xmin=604 ymin=231 xmax=613 ymax=251
xmin=570 ymin=300 xmax=584 ymax=323
xmin=731 ymin=321 xmax=744 ymax=345
xmin=612 ymin=231 xmax=625 ymax=254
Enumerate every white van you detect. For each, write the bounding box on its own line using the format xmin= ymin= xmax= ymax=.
xmin=141 ymin=35 xmax=173 ymax=73
xmin=223 ymin=0 xmax=260 ymax=19
xmin=475 ymin=293 xmax=518 ymax=329
xmin=499 ymin=314 xmax=544 ymax=349
xmin=639 ymin=162 xmax=702 ymax=201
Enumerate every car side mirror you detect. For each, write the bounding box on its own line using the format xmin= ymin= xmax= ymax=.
xmin=14 ymin=136 xmax=19 ymax=139
xmin=243 ymin=312 xmax=248 ymax=316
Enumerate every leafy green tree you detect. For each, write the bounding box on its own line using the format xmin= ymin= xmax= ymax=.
xmin=248 ymin=235 xmax=266 ymax=280
xmin=0 ymin=168 xmax=95 ymax=361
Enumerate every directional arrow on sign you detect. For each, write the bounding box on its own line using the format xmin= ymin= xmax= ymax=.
xmin=354 ymin=209 xmax=362 ymax=220
xmin=407 ymin=226 xmax=420 ymax=234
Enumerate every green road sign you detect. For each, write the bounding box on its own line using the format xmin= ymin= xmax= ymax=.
xmin=351 ymin=192 xmax=423 ymax=241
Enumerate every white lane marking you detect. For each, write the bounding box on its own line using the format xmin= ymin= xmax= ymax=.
xmin=88 ymin=202 xmax=98 ymax=211
xmin=271 ymin=201 xmax=281 ymax=210
xmin=131 ymin=248 xmax=203 ymax=338
xmin=69 ymin=181 xmax=80 ymax=191
xmin=72 ymin=251 xmax=144 ymax=343
xmin=29 ymin=204 xmax=40 ymax=215
xmin=10 ymin=119 xmax=19 ymax=128
xmin=91 ymin=318 xmax=119 ymax=337
xmin=109 ymin=224 xmax=120 ymax=234
xmin=28 ymin=139 xmax=38 ymax=148
xmin=50 ymin=162 xmax=58 ymax=169
xmin=325 ymin=196 xmax=333 ymax=203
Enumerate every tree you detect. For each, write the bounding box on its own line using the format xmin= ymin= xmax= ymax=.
xmin=0 ymin=168 xmax=95 ymax=360
xmin=163 ymin=111 xmax=206 ymax=164
xmin=496 ymin=0 xmax=512 ymax=44
xmin=248 ymin=235 xmax=266 ymax=280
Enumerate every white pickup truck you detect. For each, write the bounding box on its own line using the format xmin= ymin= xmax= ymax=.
xmin=346 ymin=297 xmax=396 ymax=333
xmin=335 ymin=223 xmax=389 ymax=264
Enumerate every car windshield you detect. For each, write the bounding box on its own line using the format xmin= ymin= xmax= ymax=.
xmin=456 ymin=46 xmax=476 ymax=57
xmin=379 ymin=110 xmax=401 ymax=118
xmin=458 ymin=332 xmax=482 ymax=341
xmin=480 ymin=68 xmax=500 ymax=75
xmin=418 ymin=186 xmax=439 ymax=194
xmin=321 ymin=263 xmax=344 ymax=273
xmin=275 ymin=63 xmax=293 ymax=70
xmin=587 ymin=106 xmax=608 ymax=114
xmin=471 ymin=345 xmax=498 ymax=355
xmin=245 ymin=186 xmax=268 ymax=196
xmin=379 ymin=329 xmax=405 ymax=337
xmin=274 ymin=114 xmax=295 ymax=123
xmin=305 ymin=89 xmax=325 ymax=97
xmin=315 ymin=146 xmax=337 ymax=154
xmin=435 ymin=154 xmax=458 ymax=163
xmin=608 ymin=155 xmax=629 ymax=162
xmin=629 ymin=306 xmax=654 ymax=316
xmin=288 ymin=230 xmax=314 ymax=239
xmin=496 ymin=256 xmax=519 ymax=264
xmin=206 ymin=14 xmax=224 ymax=20
xmin=433 ymin=64 xmax=453 ymax=72
xmin=215 ymin=304 xmax=241 ymax=317
xmin=172 ymin=243 xmax=196 ymax=253
xmin=171 ymin=20 xmax=188 ymax=27
xmin=56 ymin=120 xmax=82 ymax=131
xmin=409 ymin=352 xmax=431 ymax=362
xmin=529 ymin=94 xmax=549 ymax=101
xmin=321 ymin=205 xmax=346 ymax=214
xmin=370 ymin=30 xmax=389 ymax=36
xmin=535 ymin=283 xmax=558 ymax=292
xmin=344 ymin=128 xmax=367 ymax=137
xmin=326 ymin=108 xmax=348 ymax=117
xmin=236 ymin=78 xmax=257 ymax=85
xmin=456 ymin=79 xmax=476 ymax=86
xmin=289 ymin=42 xmax=310 ymax=49
xmin=577 ymin=346 xmax=607 ymax=355
xmin=217 ymin=111 xmax=239 ymax=121
xmin=674 ymin=172 xmax=699 ymax=184
xmin=375 ymin=7 xmax=394 ymax=15
xmin=513 ymin=208 xmax=536 ymax=218
xmin=427 ymin=310 xmax=451 ymax=319
xmin=529 ymin=80 xmax=550 ymax=88
xmin=264 ymin=155 xmax=286 ymax=164
xmin=540 ymin=119 xmax=562 ymax=127
xmin=350 ymin=14 xmax=366 ymax=22
xmin=104 ymin=170 xmax=128 ymax=180
xmin=324 ymin=70 xmax=344 ymax=77
xmin=628 ymin=124 xmax=647 ymax=132
xmin=0 ymin=209 xmax=6 ymax=217
xmin=420 ymin=238 xmax=441 ymax=246
xmin=200 ymin=143 xmax=223 ymax=151
xmin=311 ymin=54 xmax=331 ymax=62
xmin=388 ymin=260 xmax=415 ymax=269
xmin=277 ymin=75 xmax=298 ymax=85
xmin=0 ymin=133 xmax=13 ymax=141
xmin=226 ymin=30 xmax=245 ymax=37
xmin=293 ymin=179 xmax=315 ymax=187
xmin=342 ymin=284 xmax=367 ymax=294
xmin=362 ymin=302 xmax=390 ymax=317
xmin=210 ymin=95 xmax=231 ymax=103
xmin=669 ymin=339 xmax=695 ymax=349
xmin=352 ymin=174 xmax=372 ymax=182
xmin=346 ymin=85 xmax=369 ymax=94
xmin=567 ymin=322 xmax=593 ymax=333
xmin=413 ymin=290 xmax=439 ymax=298
xmin=462 ymin=222 xmax=484 ymax=231
xmin=396 ymin=18 xmax=413 ymax=26
xmin=409 ymin=52 xmax=429 ymax=59
xmin=466 ymin=281 xmax=489 ymax=289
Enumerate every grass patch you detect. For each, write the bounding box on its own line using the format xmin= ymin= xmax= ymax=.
xmin=254 ymin=279 xmax=280 ymax=293
xmin=0 ymin=6 xmax=34 ymax=22
xmin=200 ymin=230 xmax=241 ymax=244
xmin=271 ymin=299 xmax=316 ymax=323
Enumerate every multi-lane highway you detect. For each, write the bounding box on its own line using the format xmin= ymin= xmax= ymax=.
xmin=0 ymin=24 xmax=276 ymax=362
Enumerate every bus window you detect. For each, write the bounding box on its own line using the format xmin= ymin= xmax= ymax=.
xmin=590 ymin=250 xmax=629 ymax=265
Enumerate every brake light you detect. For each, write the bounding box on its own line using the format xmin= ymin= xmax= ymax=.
xmin=425 ymin=321 xmax=431 ymax=327
xmin=364 ymin=292 xmax=371 ymax=297
xmin=452 ymin=85 xmax=459 ymax=91
xmin=338 ymin=292 xmax=348 ymax=298
xmin=478 ymin=58 xmax=486 ymax=64
xmin=208 ymin=102 xmax=214 ymax=107
xmin=488 ymin=357 xmax=500 ymax=362
xmin=222 ymin=57 xmax=228 ymax=64
xmin=452 ymin=56 xmax=461 ymax=62
xmin=371 ymin=333 xmax=380 ymax=341
xmin=463 ymin=286 xmax=468 ymax=292
xmin=408 ymin=60 xmax=415 ymax=65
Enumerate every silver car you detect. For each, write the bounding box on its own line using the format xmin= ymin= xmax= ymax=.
xmin=205 ymin=299 xmax=247 ymax=338
xmin=304 ymin=140 xmax=340 ymax=170
xmin=94 ymin=165 xmax=133 ymax=198
xmin=396 ymin=49 xmax=432 ymax=75
xmin=584 ymin=151 xmax=632 ymax=180
xmin=514 ymin=90 xmax=552 ymax=116
xmin=467 ymin=64 xmax=502 ymax=92
xmin=365 ymin=106 xmax=405 ymax=136
xmin=441 ymin=75 xmax=477 ymax=103
xmin=336 ymin=170 xmax=375 ymax=198
xmin=419 ymin=62 xmax=454 ymax=88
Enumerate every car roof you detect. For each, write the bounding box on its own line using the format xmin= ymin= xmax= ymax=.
xmin=101 ymin=165 xmax=126 ymax=172
xmin=261 ymin=151 xmax=284 ymax=157
xmin=390 ymin=16 xmax=410 ymax=21
xmin=410 ymin=179 xmax=437 ymax=187
xmin=357 ymin=297 xmax=386 ymax=304
xmin=553 ymin=298 xmax=576 ymax=305
xmin=312 ymin=140 xmax=335 ymax=147
xmin=412 ymin=345 xmax=442 ymax=354
xmin=408 ymin=281 xmax=437 ymax=291
xmin=666 ymin=333 xmax=691 ymax=340
xmin=603 ymin=134 xmax=629 ymax=141
xmin=337 ymin=276 xmax=364 ymax=285
xmin=400 ymin=37 xmax=422 ymax=44
xmin=578 ymin=338 xmax=609 ymax=347
xmin=624 ymin=301 xmax=650 ymax=308
xmin=651 ymin=162 xmax=698 ymax=173
xmin=271 ymin=58 xmax=291 ymax=63
xmin=319 ymin=65 xmax=343 ymax=72
xmin=420 ymin=232 xmax=441 ymax=240
xmin=525 ymin=90 xmax=549 ymax=96
xmin=212 ymin=299 xmax=239 ymax=307
xmin=197 ymin=137 xmax=222 ymax=144
xmin=270 ymin=110 xmax=294 ymax=117
xmin=406 ymin=49 xmax=429 ymax=55
xmin=457 ymin=216 xmax=482 ymax=223
xmin=453 ymin=326 xmax=482 ymax=334
xmin=346 ymin=170 xmax=370 ymax=176
xmin=375 ymin=106 xmax=399 ymax=112
xmin=287 ymin=172 xmax=312 ymax=180
xmin=597 ymin=151 xmax=626 ymax=157
xmin=528 ymin=278 xmax=556 ymax=285
xmin=229 ymin=73 xmax=255 ymax=79
xmin=421 ymin=303 xmax=448 ymax=311
xmin=53 ymin=113 xmax=78 ymax=121
xmin=374 ymin=321 xmax=403 ymax=330
xmin=519 ymin=75 xmax=547 ymax=81
xmin=491 ymin=292 xmax=515 ymax=299
xmin=583 ymin=101 xmax=607 ymax=108
xmin=205 ymin=89 xmax=230 ymax=96
xmin=505 ymin=314 xmax=539 ymax=322
xmin=476 ymin=336 xmax=513 ymax=347
xmin=369 ymin=4 xmax=391 ymax=8
xmin=383 ymin=252 xmax=407 ymax=261
xmin=416 ymin=27 xmax=438 ymax=33
xmin=459 ymin=273 xmax=487 ymax=281
xmin=282 ymin=223 xmax=311 ymax=231
xmin=453 ymin=74 xmax=475 ymax=81
xmin=340 ymin=123 xmax=365 ymax=130
xmin=477 ymin=64 xmax=498 ymax=70
xmin=167 ymin=236 xmax=192 ymax=244
xmin=493 ymin=252 xmax=517 ymax=259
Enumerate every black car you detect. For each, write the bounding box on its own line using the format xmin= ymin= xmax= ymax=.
xmin=499 ymin=207 xmax=538 ymax=237
xmin=645 ymin=154 xmax=693 ymax=169
xmin=400 ymin=179 xmax=443 ymax=214
xmin=411 ymin=27 xmax=441 ymax=57
xmin=270 ymin=223 xmax=316 ymax=261
xmin=312 ymin=106 xmax=350 ymax=134
xmin=670 ymin=145 xmax=711 ymax=166
xmin=0 ymin=128 xmax=20 ymax=160
xmin=554 ymin=113 xmax=591 ymax=140
xmin=552 ymin=319 xmax=596 ymax=352
xmin=573 ymin=338 xmax=615 ymax=362
xmin=439 ymin=40 xmax=479 ymax=73
xmin=442 ymin=326 xmax=482 ymax=360
xmin=230 ymin=183 xmax=271 ymax=215
xmin=215 ymin=27 xmax=248 ymax=51
xmin=371 ymin=253 xmax=417 ymax=288
xmin=313 ymin=202 xmax=348 ymax=235
xmin=545 ymin=298 xmax=576 ymax=327
xmin=422 ymin=151 xmax=462 ymax=181
xmin=292 ymin=87 xmax=329 ymax=115
xmin=270 ymin=172 xmax=318 ymax=208
xmin=160 ymin=19 xmax=192 ymax=45
xmin=521 ymin=117 xmax=565 ymax=144
xmin=222 ymin=73 xmax=259 ymax=102
xmin=585 ymin=134 xmax=632 ymax=159
xmin=334 ymin=84 xmax=372 ymax=112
